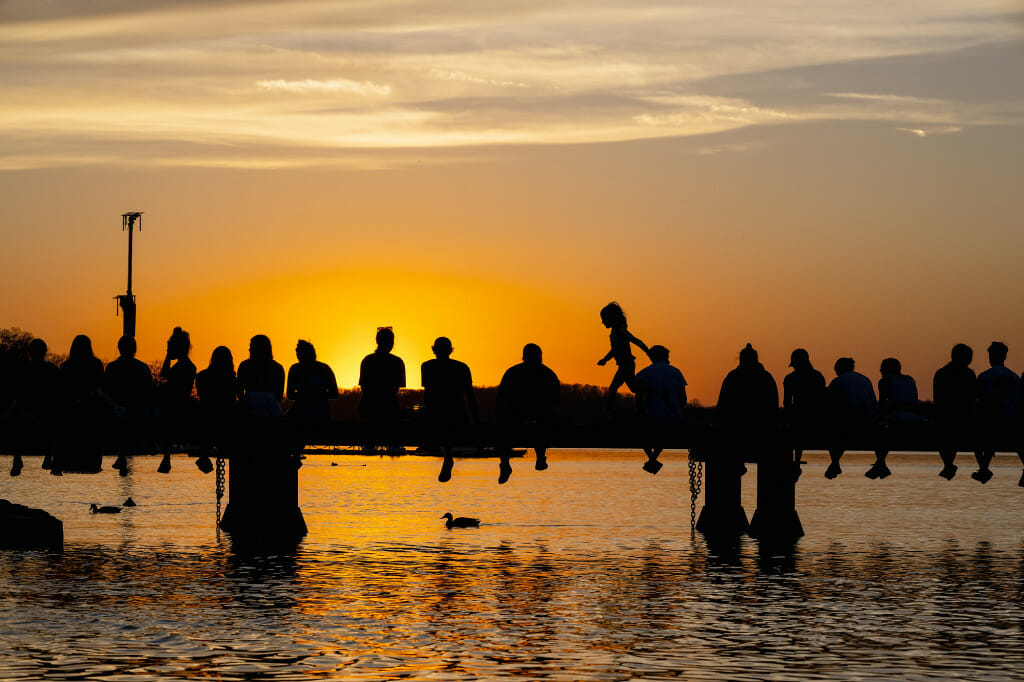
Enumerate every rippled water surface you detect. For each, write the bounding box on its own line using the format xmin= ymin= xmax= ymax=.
xmin=2 ymin=450 xmax=1022 ymax=680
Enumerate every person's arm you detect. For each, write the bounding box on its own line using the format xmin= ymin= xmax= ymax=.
xmin=273 ymin=364 xmax=285 ymax=401
xmin=464 ymin=368 xmax=479 ymax=423
xmin=326 ymin=365 xmax=339 ymax=398
xmin=286 ymin=365 xmax=299 ymax=401
xmin=626 ymin=331 xmax=651 ymax=358
xmin=598 ymin=348 xmax=613 ymax=365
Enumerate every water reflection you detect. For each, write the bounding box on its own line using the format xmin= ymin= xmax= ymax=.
xmin=2 ymin=452 xmax=1024 ymax=679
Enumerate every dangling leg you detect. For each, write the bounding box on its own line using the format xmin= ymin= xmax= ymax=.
xmin=971 ymin=450 xmax=994 ymax=483
xmin=642 ymin=447 xmax=663 ymax=474
xmin=825 ymin=448 xmax=843 ymax=479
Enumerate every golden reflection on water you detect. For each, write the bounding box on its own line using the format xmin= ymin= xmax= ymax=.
xmin=1 ymin=451 xmax=1023 ymax=679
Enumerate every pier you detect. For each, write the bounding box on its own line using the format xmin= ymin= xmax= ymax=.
xmin=4 ymin=414 xmax=1021 ymax=549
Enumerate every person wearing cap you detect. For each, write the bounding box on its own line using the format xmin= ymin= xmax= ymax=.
xmin=634 ymin=344 xmax=688 ymax=474
xmin=974 ymin=341 xmax=1019 ymax=483
xmin=824 ymin=357 xmax=877 ymax=479
xmin=783 ymin=348 xmax=826 ymax=480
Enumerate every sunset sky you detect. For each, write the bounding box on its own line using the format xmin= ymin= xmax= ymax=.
xmin=2 ymin=1 xmax=1022 ymax=403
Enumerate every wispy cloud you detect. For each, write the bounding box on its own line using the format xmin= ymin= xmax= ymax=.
xmin=0 ymin=0 xmax=1020 ymax=169
xmin=256 ymin=79 xmax=391 ymax=96
xmin=896 ymin=126 xmax=963 ymax=137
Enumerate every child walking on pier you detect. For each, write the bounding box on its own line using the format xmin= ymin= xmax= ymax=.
xmin=597 ymin=302 xmax=651 ymax=410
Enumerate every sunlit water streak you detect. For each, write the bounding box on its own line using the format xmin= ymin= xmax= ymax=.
xmin=1 ymin=450 xmax=1022 ymax=680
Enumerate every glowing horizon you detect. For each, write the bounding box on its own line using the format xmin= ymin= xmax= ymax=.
xmin=2 ymin=1 xmax=1023 ymax=403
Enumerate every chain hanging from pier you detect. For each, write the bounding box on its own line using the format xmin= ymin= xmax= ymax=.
xmin=688 ymin=452 xmax=703 ymax=531
xmin=215 ymin=454 xmax=225 ymax=527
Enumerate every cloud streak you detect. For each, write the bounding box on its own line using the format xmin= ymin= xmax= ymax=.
xmin=1 ymin=0 xmax=1021 ymax=168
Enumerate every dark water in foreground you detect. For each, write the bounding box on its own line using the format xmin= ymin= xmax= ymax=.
xmin=1 ymin=450 xmax=1022 ymax=680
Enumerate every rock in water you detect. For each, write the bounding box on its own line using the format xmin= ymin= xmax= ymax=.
xmin=0 ymin=499 xmax=63 ymax=551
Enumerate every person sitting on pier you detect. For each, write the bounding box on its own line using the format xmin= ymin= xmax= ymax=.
xmin=157 ymin=327 xmax=197 ymax=473
xmin=716 ymin=343 xmax=778 ymax=467
xmin=358 ymin=327 xmax=406 ymax=451
xmin=973 ymin=341 xmax=1019 ymax=484
xmin=286 ymin=339 xmax=339 ymax=425
xmin=933 ymin=343 xmax=977 ymax=480
xmin=237 ymin=334 xmax=285 ymax=418
xmin=824 ymin=357 xmax=877 ymax=479
xmin=783 ymin=348 xmax=826 ymax=481
xmin=196 ymin=346 xmax=242 ymax=469
xmin=634 ymin=344 xmax=687 ymax=475
xmin=869 ymin=357 xmax=922 ymax=479
xmin=54 ymin=335 xmax=106 ymax=475
xmin=421 ymin=336 xmax=478 ymax=483
xmin=496 ymin=343 xmax=561 ymax=482
xmin=597 ymin=302 xmax=651 ymax=412
xmin=10 ymin=338 xmax=60 ymax=477
xmin=104 ymin=335 xmax=155 ymax=474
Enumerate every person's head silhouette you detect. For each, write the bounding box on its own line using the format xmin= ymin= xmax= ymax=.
xmin=600 ymin=302 xmax=627 ymax=329
xmin=987 ymin=341 xmax=1008 ymax=367
xmin=68 ymin=335 xmax=95 ymax=362
xmin=376 ymin=327 xmax=395 ymax=353
xmin=296 ymin=339 xmax=316 ymax=363
xmin=522 ymin=343 xmax=543 ymax=364
xmin=834 ymin=357 xmax=855 ymax=376
xmin=28 ymin=338 xmax=47 ymax=363
xmin=432 ymin=337 xmax=453 ymax=359
xmin=649 ymin=345 xmax=669 ymax=363
xmin=117 ymin=335 xmax=137 ymax=359
xmin=167 ymin=327 xmax=191 ymax=359
xmin=951 ymin=343 xmax=973 ymax=367
xmin=739 ymin=343 xmax=758 ymax=366
xmin=789 ymin=348 xmax=810 ymax=370
xmin=880 ymin=357 xmax=902 ymax=377
xmin=209 ymin=346 xmax=234 ymax=372
xmin=249 ymin=334 xmax=273 ymax=362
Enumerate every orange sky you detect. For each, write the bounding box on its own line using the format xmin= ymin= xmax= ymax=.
xmin=2 ymin=2 xmax=1023 ymax=403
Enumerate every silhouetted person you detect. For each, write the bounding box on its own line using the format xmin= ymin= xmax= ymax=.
xmin=237 ymin=334 xmax=285 ymax=418
xmin=104 ymin=335 xmax=155 ymax=475
xmin=196 ymin=345 xmax=242 ymax=471
xmin=597 ymin=302 xmax=651 ymax=411
xmin=358 ymin=327 xmax=406 ymax=450
xmin=716 ymin=344 xmax=778 ymax=472
xmin=421 ymin=336 xmax=478 ymax=483
xmin=496 ymin=343 xmax=561 ymax=482
xmin=286 ymin=340 xmax=338 ymax=424
xmin=933 ymin=343 xmax=977 ymax=480
xmin=10 ymin=338 xmax=59 ymax=476
xmin=717 ymin=344 xmax=778 ymax=430
xmin=157 ymin=327 xmax=197 ymax=473
xmin=824 ymin=357 xmax=876 ymax=479
xmin=634 ymin=344 xmax=687 ymax=474
xmin=55 ymin=334 xmax=105 ymax=476
xmin=869 ymin=357 xmax=922 ymax=479
xmin=973 ymin=341 xmax=1019 ymax=483
xmin=783 ymin=348 xmax=826 ymax=480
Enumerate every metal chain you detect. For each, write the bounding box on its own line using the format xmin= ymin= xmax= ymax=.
xmin=215 ymin=454 xmax=225 ymax=527
xmin=688 ymin=452 xmax=704 ymax=531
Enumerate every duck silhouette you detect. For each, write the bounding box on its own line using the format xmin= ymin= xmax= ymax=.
xmin=90 ymin=503 xmax=121 ymax=514
xmin=441 ymin=512 xmax=480 ymax=529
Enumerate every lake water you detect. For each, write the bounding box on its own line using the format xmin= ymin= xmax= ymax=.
xmin=1 ymin=450 xmax=1022 ymax=680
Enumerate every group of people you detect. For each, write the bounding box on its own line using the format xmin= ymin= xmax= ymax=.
xmin=3 ymin=301 xmax=1023 ymax=487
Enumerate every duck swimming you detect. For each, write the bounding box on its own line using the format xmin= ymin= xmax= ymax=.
xmin=441 ymin=512 xmax=480 ymax=529
xmin=90 ymin=504 xmax=121 ymax=514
